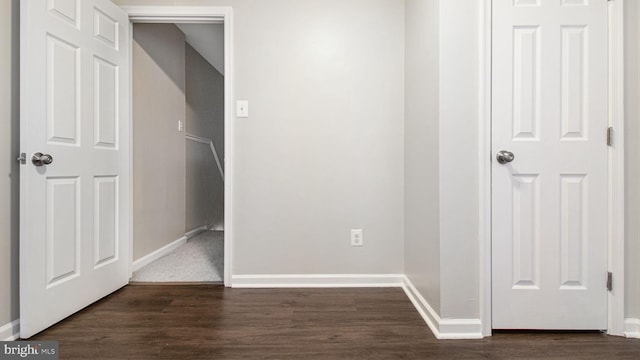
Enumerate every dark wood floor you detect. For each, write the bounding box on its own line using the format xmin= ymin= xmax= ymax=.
xmin=29 ymin=285 xmax=639 ymax=359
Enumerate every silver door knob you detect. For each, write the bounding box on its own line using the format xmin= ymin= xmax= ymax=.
xmin=32 ymin=152 xmax=53 ymax=167
xmin=496 ymin=150 xmax=515 ymax=164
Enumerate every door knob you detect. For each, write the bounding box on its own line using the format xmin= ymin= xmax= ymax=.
xmin=32 ymin=152 xmax=54 ymax=167
xmin=496 ymin=150 xmax=515 ymax=164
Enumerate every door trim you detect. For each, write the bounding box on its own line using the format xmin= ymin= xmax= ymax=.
xmin=122 ymin=6 xmax=235 ymax=286
xmin=479 ymin=0 xmax=625 ymax=336
xmin=479 ymin=0 xmax=493 ymax=338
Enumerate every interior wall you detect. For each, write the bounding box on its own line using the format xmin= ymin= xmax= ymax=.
xmin=178 ymin=24 xmax=225 ymax=75
xmin=116 ymin=0 xmax=406 ymax=276
xmin=403 ymin=0 xmax=482 ymax=323
xmin=404 ymin=0 xmax=441 ymax=315
xmin=132 ymin=24 xmax=187 ymax=260
xmin=624 ymin=0 xmax=640 ymax=321
xmin=0 ymin=0 xmax=19 ymax=331
xmin=185 ymin=43 xmax=225 ymax=164
xmin=438 ymin=0 xmax=480 ymax=320
xmin=186 ymin=140 xmax=222 ymax=231
xmin=185 ymin=43 xmax=225 ymax=231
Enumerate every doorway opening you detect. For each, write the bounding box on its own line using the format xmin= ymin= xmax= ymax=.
xmin=129 ymin=22 xmax=225 ymax=283
xmin=123 ymin=6 xmax=234 ymax=286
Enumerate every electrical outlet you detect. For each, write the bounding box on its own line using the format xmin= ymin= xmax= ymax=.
xmin=351 ymin=229 xmax=363 ymax=247
xmin=178 ymin=119 xmax=184 ymax=132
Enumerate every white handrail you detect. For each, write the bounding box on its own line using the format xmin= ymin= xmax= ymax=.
xmin=185 ymin=133 xmax=224 ymax=182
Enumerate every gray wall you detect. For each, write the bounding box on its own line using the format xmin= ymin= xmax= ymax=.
xmin=404 ymin=0 xmax=441 ymax=315
xmin=132 ymin=24 xmax=187 ymax=260
xmin=185 ymin=43 xmax=225 ymax=231
xmin=437 ymin=0 xmax=480 ymax=320
xmin=117 ymin=0 xmax=406 ymax=276
xmin=178 ymin=24 xmax=225 ymax=75
xmin=0 ymin=0 xmax=19 ymax=332
xmin=403 ymin=0 xmax=481 ymax=321
xmin=624 ymin=0 xmax=640 ymax=320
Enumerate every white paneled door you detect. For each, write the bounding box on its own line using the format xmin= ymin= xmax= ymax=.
xmin=492 ymin=0 xmax=608 ymax=329
xmin=20 ymin=0 xmax=130 ymax=338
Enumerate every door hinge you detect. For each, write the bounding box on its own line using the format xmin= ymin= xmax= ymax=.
xmin=607 ymin=127 xmax=613 ymax=146
xmin=607 ymin=272 xmax=613 ymax=291
xmin=16 ymin=153 xmax=26 ymax=165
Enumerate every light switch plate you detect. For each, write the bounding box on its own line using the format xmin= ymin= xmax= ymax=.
xmin=236 ymin=100 xmax=249 ymax=118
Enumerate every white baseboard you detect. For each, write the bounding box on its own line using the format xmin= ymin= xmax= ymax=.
xmin=132 ymin=236 xmax=187 ymax=272
xmin=402 ymin=275 xmax=483 ymax=339
xmin=401 ymin=275 xmax=440 ymax=337
xmin=231 ymin=274 xmax=405 ymax=288
xmin=624 ymin=318 xmax=640 ymax=339
xmin=438 ymin=318 xmax=483 ymax=339
xmin=0 ymin=319 xmax=20 ymax=341
xmin=185 ymin=225 xmax=208 ymax=239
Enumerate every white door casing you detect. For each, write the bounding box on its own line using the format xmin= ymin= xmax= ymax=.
xmin=123 ymin=5 xmax=235 ymax=287
xmin=492 ymin=0 xmax=608 ymax=329
xmin=20 ymin=0 xmax=130 ymax=338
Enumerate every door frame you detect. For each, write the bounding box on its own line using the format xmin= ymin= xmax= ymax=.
xmin=479 ymin=0 xmax=625 ymax=336
xmin=122 ymin=6 xmax=235 ymax=286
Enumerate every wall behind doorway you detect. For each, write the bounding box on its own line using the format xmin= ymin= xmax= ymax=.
xmin=185 ymin=42 xmax=225 ymax=232
xmin=132 ymin=23 xmax=187 ymax=260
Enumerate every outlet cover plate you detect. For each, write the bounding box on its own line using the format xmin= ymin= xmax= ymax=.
xmin=351 ymin=229 xmax=363 ymax=247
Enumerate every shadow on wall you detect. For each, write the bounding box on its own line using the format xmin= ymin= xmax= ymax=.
xmin=11 ymin=0 xmax=20 ymax=319
xmin=133 ymin=23 xmax=186 ymax=94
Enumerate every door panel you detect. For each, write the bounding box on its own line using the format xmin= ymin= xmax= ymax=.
xmin=492 ymin=0 xmax=608 ymax=329
xmin=512 ymin=26 xmax=540 ymax=140
xmin=46 ymin=177 xmax=80 ymax=286
xmin=511 ymin=174 xmax=540 ymax=289
xmin=94 ymin=176 xmax=118 ymax=268
xmin=20 ymin=0 xmax=130 ymax=338
xmin=559 ymin=174 xmax=587 ymax=288
xmin=94 ymin=56 xmax=119 ymax=148
xmin=46 ymin=35 xmax=80 ymax=145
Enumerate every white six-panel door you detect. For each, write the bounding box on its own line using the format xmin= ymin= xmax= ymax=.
xmin=492 ymin=0 xmax=608 ymax=329
xmin=20 ymin=0 xmax=130 ymax=338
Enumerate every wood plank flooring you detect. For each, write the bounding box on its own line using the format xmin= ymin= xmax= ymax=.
xmin=29 ymin=285 xmax=640 ymax=359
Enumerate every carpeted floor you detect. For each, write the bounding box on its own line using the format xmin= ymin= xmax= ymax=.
xmin=131 ymin=230 xmax=224 ymax=283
